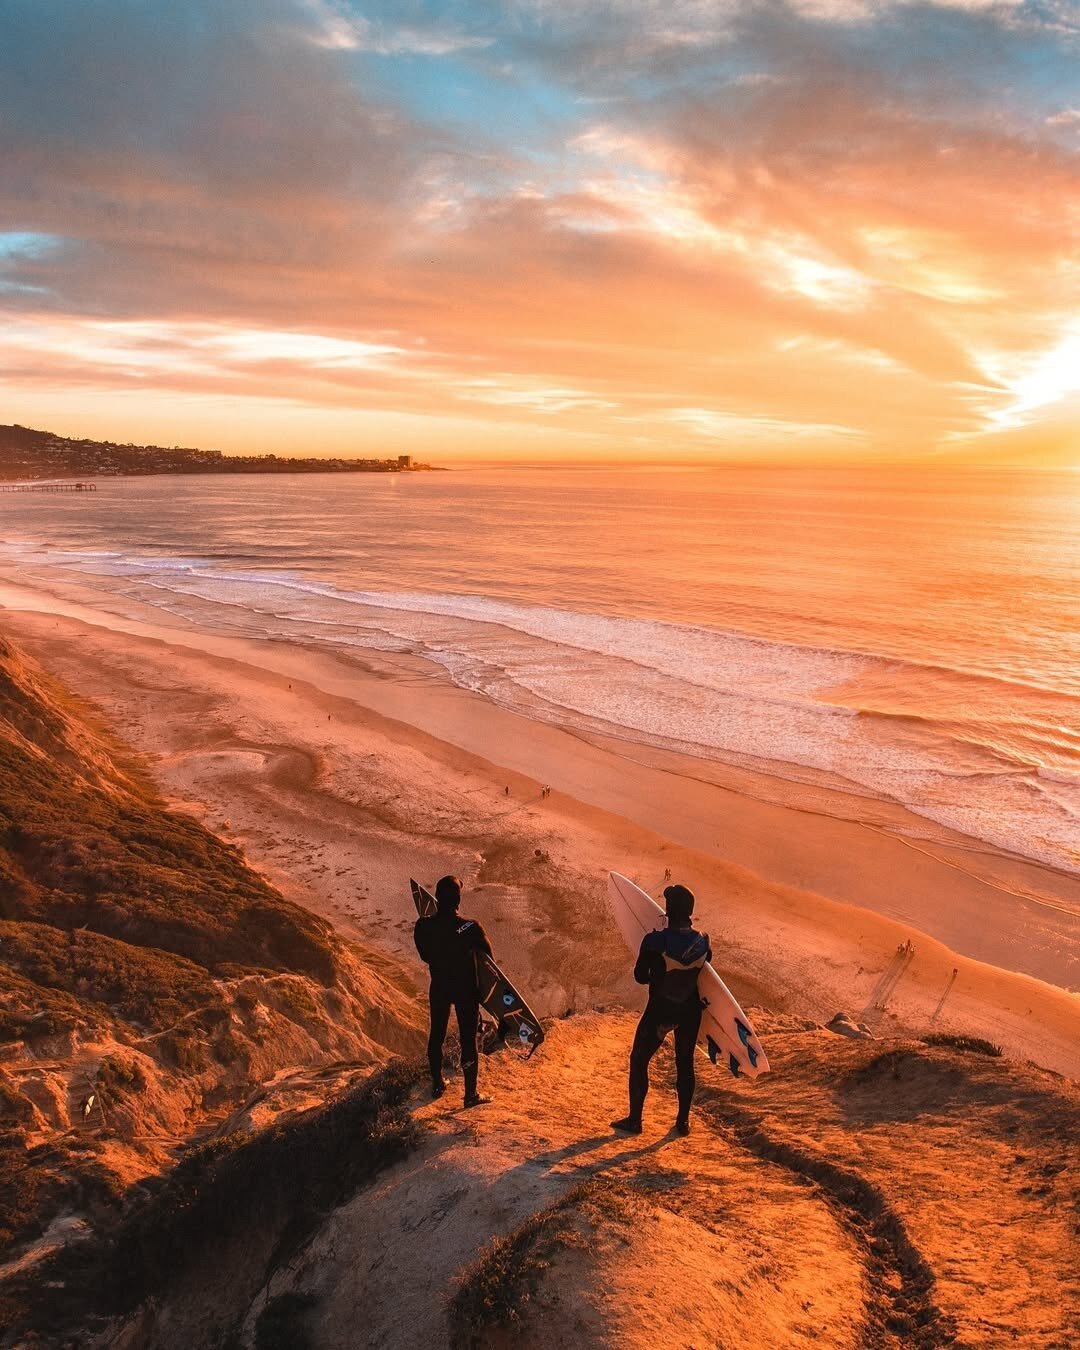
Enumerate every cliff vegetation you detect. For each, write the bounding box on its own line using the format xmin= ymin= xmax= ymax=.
xmin=0 ymin=634 xmax=421 ymax=1267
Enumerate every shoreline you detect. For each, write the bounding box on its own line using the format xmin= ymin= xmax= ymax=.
xmin=2 ymin=574 xmax=1078 ymax=1079
xmin=2 ymin=570 xmax=1077 ymax=981
xmin=2 ymin=548 xmax=1075 ymax=881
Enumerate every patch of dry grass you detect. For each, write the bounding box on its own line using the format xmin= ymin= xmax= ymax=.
xmin=448 ymin=1178 xmax=648 ymax=1348
xmin=922 ymin=1033 xmax=1002 ymax=1057
xmin=1 ymin=1058 xmax=426 ymax=1343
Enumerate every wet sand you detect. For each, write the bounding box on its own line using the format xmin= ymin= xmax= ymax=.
xmin=1 ymin=575 xmax=1078 ymax=1078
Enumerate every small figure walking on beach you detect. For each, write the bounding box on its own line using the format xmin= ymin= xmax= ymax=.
xmin=413 ymin=876 xmax=494 ymax=1108
xmin=612 ymin=883 xmax=711 ymax=1138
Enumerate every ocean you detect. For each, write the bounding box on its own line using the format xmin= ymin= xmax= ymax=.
xmin=2 ymin=465 xmax=1078 ymax=875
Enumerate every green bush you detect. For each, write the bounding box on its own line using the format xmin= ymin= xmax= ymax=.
xmin=0 ymin=969 xmax=85 ymax=1043
xmin=158 ymin=1028 xmax=210 ymax=1074
xmin=234 ymin=987 xmax=260 ymax=1013
xmin=0 ymin=919 xmax=216 ymax=1033
xmin=274 ymin=979 xmax=320 ymax=1023
xmin=214 ymin=1030 xmax=249 ymax=1067
xmin=0 ymin=1076 xmax=33 ymax=1126
xmin=448 ymin=1179 xmax=641 ymax=1347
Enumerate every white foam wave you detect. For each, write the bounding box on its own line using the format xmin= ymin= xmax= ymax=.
xmin=5 ymin=543 xmax=1079 ymax=874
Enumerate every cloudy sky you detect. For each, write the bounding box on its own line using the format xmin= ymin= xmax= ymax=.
xmin=1 ymin=0 xmax=1078 ymax=461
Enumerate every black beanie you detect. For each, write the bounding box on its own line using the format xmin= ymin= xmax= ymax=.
xmin=663 ymin=883 xmax=695 ymax=922
xmin=434 ymin=875 xmax=462 ymax=911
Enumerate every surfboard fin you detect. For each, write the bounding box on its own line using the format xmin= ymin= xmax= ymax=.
xmin=706 ymin=1035 xmax=721 ymax=1065
xmin=735 ymin=1018 xmax=752 ymax=1046
xmin=728 ymin=1052 xmax=742 ymax=1078
xmin=746 ymin=1044 xmax=759 ymax=1069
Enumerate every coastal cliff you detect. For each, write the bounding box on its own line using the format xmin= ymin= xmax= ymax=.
xmin=0 ymin=633 xmax=422 ymax=1276
xmin=6 ymin=1012 xmax=1078 ymax=1348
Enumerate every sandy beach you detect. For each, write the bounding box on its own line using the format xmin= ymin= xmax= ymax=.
xmin=1 ymin=574 xmax=1078 ymax=1080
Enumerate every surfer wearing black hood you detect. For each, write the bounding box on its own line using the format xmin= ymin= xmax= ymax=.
xmin=612 ymin=883 xmax=711 ymax=1137
xmin=413 ymin=875 xmax=493 ymax=1106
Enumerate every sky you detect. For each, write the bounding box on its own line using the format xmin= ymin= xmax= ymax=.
xmin=1 ymin=0 xmax=1078 ymax=463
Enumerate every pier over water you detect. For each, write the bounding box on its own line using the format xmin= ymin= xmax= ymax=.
xmin=0 ymin=482 xmax=97 ymax=493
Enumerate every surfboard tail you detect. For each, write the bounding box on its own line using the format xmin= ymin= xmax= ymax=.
xmin=410 ymin=878 xmax=437 ymax=918
xmin=707 ymin=1034 xmax=746 ymax=1078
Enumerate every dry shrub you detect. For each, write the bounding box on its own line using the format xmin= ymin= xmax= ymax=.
xmin=3 ymin=1058 xmax=426 ymax=1343
xmin=96 ymin=1054 xmax=147 ymax=1096
xmin=448 ymin=1179 xmax=643 ymax=1348
xmin=922 ymin=1033 xmax=1002 ymax=1058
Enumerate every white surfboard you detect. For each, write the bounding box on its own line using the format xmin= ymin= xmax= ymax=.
xmin=606 ymin=871 xmax=769 ymax=1079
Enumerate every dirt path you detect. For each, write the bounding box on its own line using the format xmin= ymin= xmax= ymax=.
xmin=225 ymin=1013 xmax=1078 ymax=1350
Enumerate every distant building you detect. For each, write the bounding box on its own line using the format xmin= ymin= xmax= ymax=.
xmin=397 ymin=454 xmax=412 ymax=469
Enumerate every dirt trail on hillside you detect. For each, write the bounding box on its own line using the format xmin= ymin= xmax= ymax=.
xmin=212 ymin=1013 xmax=1078 ymax=1350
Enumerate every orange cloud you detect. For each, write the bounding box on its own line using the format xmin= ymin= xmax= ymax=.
xmin=1 ymin=0 xmax=1076 ymax=461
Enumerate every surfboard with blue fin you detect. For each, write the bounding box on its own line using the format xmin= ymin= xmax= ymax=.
xmin=607 ymin=872 xmax=769 ymax=1079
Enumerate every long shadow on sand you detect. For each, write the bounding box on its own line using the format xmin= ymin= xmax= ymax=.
xmin=862 ymin=950 xmax=913 ymax=1018
xmin=526 ymin=1129 xmax=676 ymax=1172
xmin=495 ymin=1130 xmax=686 ymax=1198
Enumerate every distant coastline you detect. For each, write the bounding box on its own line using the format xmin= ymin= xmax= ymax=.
xmin=0 ymin=422 xmax=443 ymax=480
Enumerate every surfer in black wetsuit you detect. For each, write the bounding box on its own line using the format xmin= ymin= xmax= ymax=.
xmin=612 ymin=884 xmax=710 ymax=1137
xmin=413 ymin=875 xmax=493 ymax=1106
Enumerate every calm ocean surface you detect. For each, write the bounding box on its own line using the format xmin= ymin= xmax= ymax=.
xmin=2 ymin=466 xmax=1078 ymax=873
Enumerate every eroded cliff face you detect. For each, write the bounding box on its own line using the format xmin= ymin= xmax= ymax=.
xmin=7 ymin=1011 xmax=1078 ymax=1350
xmin=0 ymin=632 xmax=423 ymax=1262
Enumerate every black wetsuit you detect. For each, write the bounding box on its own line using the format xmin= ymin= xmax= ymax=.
xmin=628 ymin=925 xmax=711 ymax=1121
xmin=414 ymin=910 xmax=492 ymax=1094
